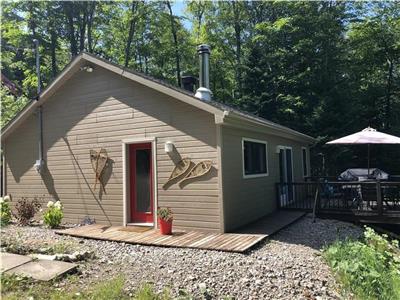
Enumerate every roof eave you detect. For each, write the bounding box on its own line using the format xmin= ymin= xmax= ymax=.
xmin=220 ymin=110 xmax=316 ymax=144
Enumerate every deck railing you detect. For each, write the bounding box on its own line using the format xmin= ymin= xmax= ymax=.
xmin=276 ymin=181 xmax=400 ymax=218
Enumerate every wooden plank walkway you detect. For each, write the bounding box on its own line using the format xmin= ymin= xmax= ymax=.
xmin=55 ymin=210 xmax=305 ymax=253
xmin=56 ymin=225 xmax=265 ymax=252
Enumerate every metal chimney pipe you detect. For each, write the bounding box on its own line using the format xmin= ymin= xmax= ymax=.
xmin=33 ymin=39 xmax=44 ymax=173
xmin=34 ymin=39 xmax=41 ymax=95
xmin=195 ymin=44 xmax=212 ymax=101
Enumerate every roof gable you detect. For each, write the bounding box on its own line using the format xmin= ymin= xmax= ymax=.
xmin=1 ymin=52 xmax=315 ymax=143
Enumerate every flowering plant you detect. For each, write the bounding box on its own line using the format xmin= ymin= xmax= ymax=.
xmin=0 ymin=195 xmax=12 ymax=226
xmin=43 ymin=200 xmax=64 ymax=228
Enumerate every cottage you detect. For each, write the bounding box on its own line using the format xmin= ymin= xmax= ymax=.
xmin=1 ymin=45 xmax=314 ymax=233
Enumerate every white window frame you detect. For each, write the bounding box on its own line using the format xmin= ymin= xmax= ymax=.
xmin=242 ymin=137 xmax=269 ymax=179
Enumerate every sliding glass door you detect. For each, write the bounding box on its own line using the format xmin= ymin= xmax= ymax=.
xmin=279 ymin=147 xmax=294 ymax=205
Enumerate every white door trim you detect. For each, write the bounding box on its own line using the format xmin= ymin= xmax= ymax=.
xmin=122 ymin=137 xmax=158 ymax=228
xmin=277 ymin=145 xmax=295 ymax=204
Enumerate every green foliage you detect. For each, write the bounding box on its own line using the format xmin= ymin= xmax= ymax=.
xmin=1 ymin=275 xmax=128 ymax=300
xmin=1 ymin=1 xmax=399 ymax=173
xmin=48 ymin=240 xmax=77 ymax=255
xmin=1 ymin=274 xmax=35 ymax=296
xmin=43 ymin=200 xmax=64 ymax=228
xmin=1 ymin=274 xmax=191 ymax=300
xmin=134 ymin=283 xmax=173 ymax=300
xmin=324 ymin=227 xmax=400 ymax=300
xmin=87 ymin=276 xmax=128 ymax=300
xmin=157 ymin=207 xmax=173 ymax=221
xmin=13 ymin=197 xmax=41 ymax=226
xmin=0 ymin=87 xmax=29 ymax=128
xmin=0 ymin=195 xmax=12 ymax=226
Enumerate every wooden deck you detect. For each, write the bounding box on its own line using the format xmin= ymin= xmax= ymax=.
xmin=56 ymin=211 xmax=305 ymax=253
xmin=277 ymin=181 xmax=400 ymax=224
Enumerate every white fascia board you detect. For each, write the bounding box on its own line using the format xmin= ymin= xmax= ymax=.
xmin=221 ymin=111 xmax=316 ymax=144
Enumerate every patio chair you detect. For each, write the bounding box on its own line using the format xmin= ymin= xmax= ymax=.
xmin=382 ymin=184 xmax=400 ymax=210
xmin=342 ymin=185 xmax=361 ymax=209
xmin=361 ymin=184 xmax=378 ymax=210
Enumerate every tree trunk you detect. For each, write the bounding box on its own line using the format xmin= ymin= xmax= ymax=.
xmin=166 ymin=1 xmax=181 ymax=87
xmin=124 ymin=1 xmax=138 ymax=67
xmin=196 ymin=3 xmax=204 ymax=41
xmin=87 ymin=2 xmax=96 ymax=53
xmin=64 ymin=2 xmax=78 ymax=57
xmin=46 ymin=2 xmax=58 ymax=78
xmin=50 ymin=29 xmax=58 ymax=78
xmin=79 ymin=2 xmax=88 ymax=52
xmin=145 ymin=55 xmax=149 ymax=74
xmin=232 ymin=1 xmax=242 ymax=97
xmin=28 ymin=2 xmax=37 ymax=37
xmin=384 ymin=58 xmax=393 ymax=129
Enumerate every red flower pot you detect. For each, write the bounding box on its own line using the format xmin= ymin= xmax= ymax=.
xmin=158 ymin=218 xmax=173 ymax=235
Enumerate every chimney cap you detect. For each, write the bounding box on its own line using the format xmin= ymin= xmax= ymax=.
xmin=195 ymin=87 xmax=212 ymax=101
xmin=197 ymin=44 xmax=211 ymax=54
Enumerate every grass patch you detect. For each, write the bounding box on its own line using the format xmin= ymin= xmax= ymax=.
xmin=46 ymin=240 xmax=79 ymax=255
xmin=1 ymin=274 xmax=192 ymax=300
xmin=324 ymin=226 xmax=400 ymax=300
xmin=87 ymin=276 xmax=128 ymax=300
xmin=134 ymin=283 xmax=172 ymax=300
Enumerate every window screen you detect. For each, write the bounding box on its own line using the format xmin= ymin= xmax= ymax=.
xmin=243 ymin=140 xmax=268 ymax=176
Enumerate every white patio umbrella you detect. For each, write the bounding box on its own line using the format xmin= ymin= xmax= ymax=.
xmin=326 ymin=127 xmax=400 ymax=175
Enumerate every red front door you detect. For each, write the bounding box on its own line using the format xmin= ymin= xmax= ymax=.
xmin=129 ymin=143 xmax=154 ymax=223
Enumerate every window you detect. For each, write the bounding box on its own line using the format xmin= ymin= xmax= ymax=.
xmin=302 ymin=147 xmax=308 ymax=177
xmin=242 ymin=138 xmax=268 ymax=178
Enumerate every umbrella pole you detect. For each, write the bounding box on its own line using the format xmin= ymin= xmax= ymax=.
xmin=367 ymin=143 xmax=370 ymax=176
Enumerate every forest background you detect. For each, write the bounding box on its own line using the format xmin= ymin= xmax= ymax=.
xmin=1 ymin=1 xmax=399 ymax=175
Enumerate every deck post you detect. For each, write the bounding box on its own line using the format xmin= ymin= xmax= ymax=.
xmin=312 ymin=183 xmax=320 ymax=222
xmin=376 ymin=181 xmax=383 ymax=216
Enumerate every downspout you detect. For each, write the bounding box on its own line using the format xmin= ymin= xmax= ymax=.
xmin=33 ymin=39 xmax=44 ymax=173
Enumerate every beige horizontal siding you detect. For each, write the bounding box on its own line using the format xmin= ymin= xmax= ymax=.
xmin=5 ymin=66 xmax=220 ymax=231
xmin=221 ymin=126 xmax=309 ymax=231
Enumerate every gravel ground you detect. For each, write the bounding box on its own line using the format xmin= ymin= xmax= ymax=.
xmin=1 ymin=215 xmax=363 ymax=299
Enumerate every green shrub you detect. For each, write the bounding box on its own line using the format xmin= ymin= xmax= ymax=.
xmin=157 ymin=207 xmax=173 ymax=221
xmin=324 ymin=226 xmax=400 ymax=300
xmin=43 ymin=200 xmax=64 ymax=228
xmin=0 ymin=195 xmax=12 ymax=226
xmin=14 ymin=197 xmax=41 ymax=226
